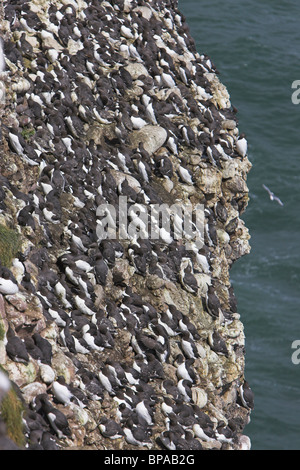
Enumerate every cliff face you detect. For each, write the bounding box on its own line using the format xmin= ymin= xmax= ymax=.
xmin=0 ymin=0 xmax=252 ymax=450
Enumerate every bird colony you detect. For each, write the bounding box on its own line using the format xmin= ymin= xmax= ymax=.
xmin=0 ymin=0 xmax=253 ymax=450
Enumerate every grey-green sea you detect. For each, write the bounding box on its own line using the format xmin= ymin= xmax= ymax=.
xmin=179 ymin=0 xmax=300 ymax=450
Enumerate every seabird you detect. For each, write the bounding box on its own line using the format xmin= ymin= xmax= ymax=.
xmin=192 ymin=406 xmax=216 ymax=441
xmin=81 ymin=323 xmax=104 ymax=352
xmin=205 ymin=286 xmax=222 ymax=319
xmin=157 ymin=430 xmax=177 ymax=450
xmin=184 ymin=431 xmax=203 ymax=450
xmin=42 ymin=202 xmax=60 ymax=224
xmin=131 ymin=115 xmax=147 ymax=130
xmin=157 ymin=311 xmax=179 ymax=337
xmin=161 ymin=69 xmax=176 ymax=88
xmin=180 ymin=331 xmax=199 ymax=360
xmin=262 ymin=184 xmax=284 ymax=206
xmin=208 ymin=330 xmax=229 ymax=357
xmin=215 ymin=421 xmax=234 ymax=444
xmin=238 ymin=380 xmax=254 ymax=410
xmin=123 ymin=419 xmax=150 ymax=447
xmin=52 ymin=376 xmax=73 ymax=406
xmin=177 ymin=379 xmax=192 ymax=402
xmin=41 ymin=432 xmax=59 ymax=450
xmin=0 ymin=269 xmax=19 ymax=295
xmin=99 ymin=417 xmax=124 ymax=439
xmin=24 ymin=336 xmax=44 ymax=363
xmin=161 ymin=397 xmax=174 ymax=416
xmin=59 ymin=321 xmax=76 ymax=354
xmin=192 ymin=422 xmax=215 ymax=442
xmin=175 ymin=355 xmax=197 ymax=383
xmin=178 ymin=315 xmax=200 ymax=340
xmin=5 ymin=326 xmax=29 ymax=364
xmin=8 ymin=132 xmax=24 ymax=156
xmin=8 ymin=131 xmax=39 ymax=166
xmin=235 ymin=136 xmax=247 ymax=157
xmin=74 ymin=292 xmax=96 ymax=316
xmin=32 ymin=333 xmax=52 ymax=365
xmin=84 ymin=377 xmax=104 ymax=402
xmin=135 ymin=400 xmax=154 ymax=426
xmin=54 ymin=277 xmax=72 ymax=308
xmin=11 ymin=256 xmax=25 ymax=282
xmin=35 ymin=394 xmax=71 ymax=439
xmin=178 ymin=165 xmax=193 ymax=185
xmin=120 ymin=24 xmax=135 ymax=39
xmin=98 ymin=367 xmax=117 ymax=395
xmin=179 ymin=258 xmax=198 ymax=294
xmin=144 ymin=98 xmax=157 ymax=125
xmin=116 ymin=402 xmax=132 ymax=423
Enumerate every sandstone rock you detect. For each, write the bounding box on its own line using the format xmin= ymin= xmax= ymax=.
xmin=21 ymin=381 xmax=47 ymax=404
xmin=4 ymin=361 xmax=38 ymax=388
xmin=129 ymin=125 xmax=168 ymax=155
xmin=51 ymin=350 xmax=76 ymax=385
xmin=195 ymin=166 xmax=223 ymax=197
xmin=40 ymin=364 xmax=56 ymax=385
xmin=125 ymin=63 xmax=149 ymax=80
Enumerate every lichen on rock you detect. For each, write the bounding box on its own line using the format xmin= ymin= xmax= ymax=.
xmin=0 ymin=0 xmax=253 ymax=451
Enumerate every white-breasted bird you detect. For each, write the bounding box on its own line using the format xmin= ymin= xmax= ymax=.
xmin=52 ymin=377 xmax=73 ymax=406
xmin=235 ymin=136 xmax=247 ymax=157
xmin=262 ymin=184 xmax=284 ymax=206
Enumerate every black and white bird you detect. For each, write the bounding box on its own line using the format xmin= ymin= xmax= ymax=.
xmin=51 ymin=376 xmax=74 ymax=406
xmin=178 ymin=165 xmax=193 ymax=185
xmin=192 ymin=407 xmax=216 ymax=442
xmin=205 ymin=286 xmax=222 ymax=319
xmin=0 ymin=268 xmax=19 ymax=295
xmin=238 ymin=380 xmax=254 ymax=410
xmin=8 ymin=131 xmax=39 ymax=166
xmin=81 ymin=323 xmax=104 ymax=352
xmin=180 ymin=331 xmax=199 ymax=360
xmin=177 ymin=379 xmax=192 ymax=402
xmin=178 ymin=315 xmax=200 ymax=341
xmin=17 ymin=204 xmax=36 ymax=230
xmin=98 ymin=366 xmax=118 ymax=395
xmin=34 ymin=394 xmax=72 ymax=439
xmin=24 ymin=336 xmax=44 ymax=363
xmin=235 ymin=136 xmax=247 ymax=157
xmin=94 ymin=254 xmax=108 ymax=286
xmin=157 ymin=430 xmax=177 ymax=450
xmin=175 ymin=355 xmax=197 ymax=383
xmin=123 ymin=419 xmax=151 ymax=448
xmin=5 ymin=326 xmax=29 ymax=364
xmin=179 ymin=258 xmax=198 ymax=294
xmin=32 ymin=333 xmax=52 ymax=365
xmin=208 ymin=331 xmax=229 ymax=357
xmin=215 ymin=421 xmax=234 ymax=444
xmin=99 ymin=417 xmax=124 ymax=440
xmin=40 ymin=432 xmax=59 ymax=450
xmin=135 ymin=399 xmax=155 ymax=426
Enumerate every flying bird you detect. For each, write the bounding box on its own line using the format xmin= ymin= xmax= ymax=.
xmin=262 ymin=184 xmax=284 ymax=206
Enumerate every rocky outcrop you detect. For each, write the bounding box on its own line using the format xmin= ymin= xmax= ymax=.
xmin=0 ymin=0 xmax=253 ymax=450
